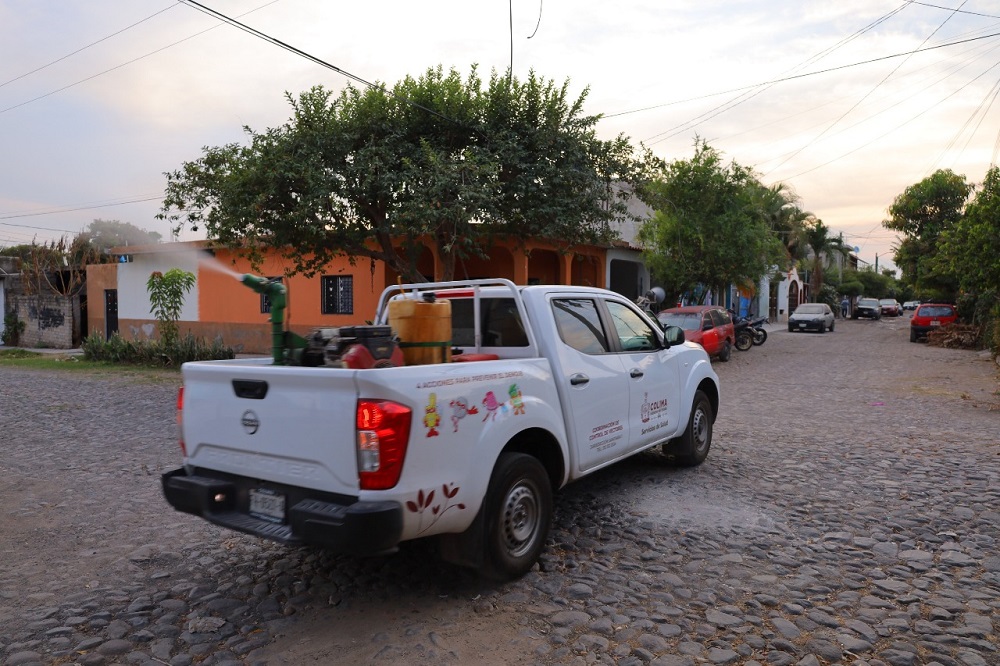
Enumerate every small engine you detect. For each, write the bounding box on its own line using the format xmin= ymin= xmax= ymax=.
xmin=300 ymin=326 xmax=403 ymax=369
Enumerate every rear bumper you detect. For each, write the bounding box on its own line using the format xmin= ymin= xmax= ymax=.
xmin=789 ymin=320 xmax=823 ymax=331
xmin=910 ymin=325 xmax=938 ymax=338
xmin=162 ymin=467 xmax=403 ymax=555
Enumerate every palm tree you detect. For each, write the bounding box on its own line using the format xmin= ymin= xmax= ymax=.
xmin=752 ymin=182 xmax=812 ymax=266
xmin=802 ymin=219 xmax=850 ymax=296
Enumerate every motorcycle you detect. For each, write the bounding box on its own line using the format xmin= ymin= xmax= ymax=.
xmin=733 ymin=317 xmax=754 ymax=351
xmin=747 ymin=315 xmax=768 ymax=346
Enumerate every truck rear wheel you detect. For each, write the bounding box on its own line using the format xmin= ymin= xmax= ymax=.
xmin=481 ymin=453 xmax=552 ymax=581
xmin=663 ymin=390 xmax=713 ymax=467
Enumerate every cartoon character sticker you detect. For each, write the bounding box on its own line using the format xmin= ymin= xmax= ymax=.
xmin=508 ymin=384 xmax=525 ymax=415
xmin=482 ymin=390 xmax=505 ymax=421
xmin=423 ymin=392 xmax=441 ymax=437
xmin=448 ymin=397 xmax=479 ymax=432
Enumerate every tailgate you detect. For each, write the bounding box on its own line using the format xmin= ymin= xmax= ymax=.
xmin=181 ymin=361 xmax=360 ymax=495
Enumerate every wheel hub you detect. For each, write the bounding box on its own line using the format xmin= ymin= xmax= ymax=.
xmin=502 ymin=484 xmax=538 ymax=556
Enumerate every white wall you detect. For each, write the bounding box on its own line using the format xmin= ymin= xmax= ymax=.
xmin=116 ymin=254 xmax=201 ymax=322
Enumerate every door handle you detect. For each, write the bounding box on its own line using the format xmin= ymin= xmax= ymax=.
xmin=629 ymin=369 xmax=644 ymax=378
xmin=569 ymin=373 xmax=590 ymax=386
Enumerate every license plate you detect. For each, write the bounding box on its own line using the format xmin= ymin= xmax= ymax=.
xmin=799 ymin=323 xmax=806 ymax=328
xmin=249 ymin=488 xmax=286 ymax=523
xmin=931 ymin=320 xmax=941 ymax=326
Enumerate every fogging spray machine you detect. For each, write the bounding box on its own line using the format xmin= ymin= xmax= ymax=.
xmin=240 ymin=274 xmax=402 ymax=368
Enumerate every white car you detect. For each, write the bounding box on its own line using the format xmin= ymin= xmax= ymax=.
xmin=788 ymin=303 xmax=835 ymax=333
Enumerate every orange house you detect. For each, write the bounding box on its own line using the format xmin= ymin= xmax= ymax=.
xmin=86 ymin=236 xmax=648 ymax=354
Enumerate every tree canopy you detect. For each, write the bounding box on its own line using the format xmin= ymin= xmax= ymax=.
xmin=159 ymin=66 xmax=650 ymax=282
xmin=883 ymin=169 xmax=971 ymax=300
xmin=79 ymin=219 xmax=162 ymax=253
xmin=637 ymin=140 xmax=787 ymax=302
xmin=801 ymin=219 xmax=850 ymax=296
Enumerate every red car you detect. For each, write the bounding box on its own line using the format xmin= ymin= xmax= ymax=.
xmin=658 ymin=305 xmax=735 ymax=362
xmin=879 ymin=299 xmax=901 ymax=317
xmin=910 ymin=303 xmax=957 ymax=342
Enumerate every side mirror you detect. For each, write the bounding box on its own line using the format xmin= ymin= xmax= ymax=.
xmin=663 ymin=325 xmax=685 ymax=347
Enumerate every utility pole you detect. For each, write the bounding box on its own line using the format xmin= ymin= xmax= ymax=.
xmin=875 ymin=253 xmax=879 ymax=272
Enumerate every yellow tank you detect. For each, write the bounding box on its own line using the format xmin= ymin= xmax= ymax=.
xmin=387 ymin=297 xmax=452 ymax=365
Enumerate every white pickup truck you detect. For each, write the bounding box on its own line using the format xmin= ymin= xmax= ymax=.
xmin=163 ymin=279 xmax=720 ymax=580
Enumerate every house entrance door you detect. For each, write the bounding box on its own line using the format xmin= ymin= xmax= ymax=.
xmin=104 ymin=289 xmax=118 ymax=340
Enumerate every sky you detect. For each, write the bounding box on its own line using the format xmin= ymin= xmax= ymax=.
xmin=4 ymin=1 xmax=1000 ymax=274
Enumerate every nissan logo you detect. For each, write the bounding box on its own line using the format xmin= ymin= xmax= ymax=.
xmin=241 ymin=410 xmax=260 ymax=435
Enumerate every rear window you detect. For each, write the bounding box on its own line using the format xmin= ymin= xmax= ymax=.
xmin=917 ymin=305 xmax=955 ymax=317
xmin=796 ymin=304 xmax=826 ymax=314
xmin=658 ymin=312 xmax=701 ymax=331
xmin=450 ymin=298 xmax=529 ymax=347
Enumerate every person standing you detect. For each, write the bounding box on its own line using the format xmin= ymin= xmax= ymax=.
xmin=840 ymin=297 xmax=849 ymax=319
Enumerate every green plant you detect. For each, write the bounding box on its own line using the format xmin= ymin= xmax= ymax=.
xmin=82 ymin=330 xmax=234 ymax=367
xmin=147 ymin=269 xmax=196 ymax=347
xmin=2 ymin=312 xmax=27 ymax=346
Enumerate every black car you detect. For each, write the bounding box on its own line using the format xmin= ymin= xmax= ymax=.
xmin=852 ymin=298 xmax=882 ymax=320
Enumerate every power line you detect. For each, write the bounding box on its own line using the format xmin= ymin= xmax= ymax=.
xmin=606 ymin=30 xmax=1000 ymax=122
xmin=764 ymin=0 xmax=969 ymax=176
xmin=640 ymin=3 xmax=909 ymax=146
xmin=177 ymin=0 xmax=463 ymax=129
xmin=0 ymin=196 xmax=164 ymax=222
xmin=780 ymin=58 xmax=1000 ymax=180
xmin=903 ymin=0 xmax=1000 ymax=19
xmin=0 ymin=3 xmax=178 ymax=90
xmin=0 ymin=1 xmax=279 ymax=116
xmin=754 ymin=33 xmax=1000 ymax=172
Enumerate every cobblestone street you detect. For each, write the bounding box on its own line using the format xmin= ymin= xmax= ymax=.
xmin=1 ymin=314 xmax=998 ymax=665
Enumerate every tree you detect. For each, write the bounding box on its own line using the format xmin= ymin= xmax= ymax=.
xmin=751 ymin=182 xmax=811 ymax=262
xmin=801 ymin=219 xmax=850 ymax=297
xmin=637 ymin=140 xmax=786 ymax=302
xmin=883 ymin=169 xmax=971 ymax=299
xmin=849 ymin=267 xmax=893 ymax=299
xmin=147 ymin=269 xmax=196 ymax=347
xmin=79 ymin=219 xmax=162 ymax=254
xmin=160 ymin=66 xmax=649 ymax=282
xmin=5 ymin=236 xmax=99 ymax=297
xmin=939 ymin=166 xmax=1000 ymax=335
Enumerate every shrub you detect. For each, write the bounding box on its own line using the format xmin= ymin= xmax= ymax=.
xmin=82 ymin=331 xmax=234 ymax=367
xmin=2 ymin=312 xmax=26 ymax=346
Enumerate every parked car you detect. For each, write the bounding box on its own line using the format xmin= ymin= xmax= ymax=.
xmin=910 ymin=303 xmax=958 ymax=342
xmin=658 ymin=305 xmax=735 ymax=362
xmin=879 ymin=299 xmax=901 ymax=317
xmin=902 ymin=300 xmax=920 ymax=311
xmin=853 ymin=298 xmax=882 ymax=320
xmin=788 ymin=303 xmax=835 ymax=333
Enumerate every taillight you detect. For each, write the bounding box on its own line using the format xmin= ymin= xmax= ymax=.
xmin=176 ymin=386 xmax=187 ymax=458
xmin=356 ymin=399 xmax=412 ymax=490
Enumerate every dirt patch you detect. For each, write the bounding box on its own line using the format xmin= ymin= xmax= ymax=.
xmin=257 ymin=593 xmax=539 ymax=664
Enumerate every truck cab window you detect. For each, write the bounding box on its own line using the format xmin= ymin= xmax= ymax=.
xmin=605 ymin=301 xmax=659 ymax=352
xmin=451 ymin=298 xmax=529 ymax=347
xmin=552 ymin=299 xmax=608 ymax=354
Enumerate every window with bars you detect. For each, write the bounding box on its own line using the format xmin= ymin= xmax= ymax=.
xmin=321 ymin=275 xmax=354 ymax=315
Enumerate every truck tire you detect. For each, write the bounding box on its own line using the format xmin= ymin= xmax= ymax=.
xmin=480 ymin=453 xmax=552 ymax=581
xmin=664 ymin=390 xmax=713 ymax=467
